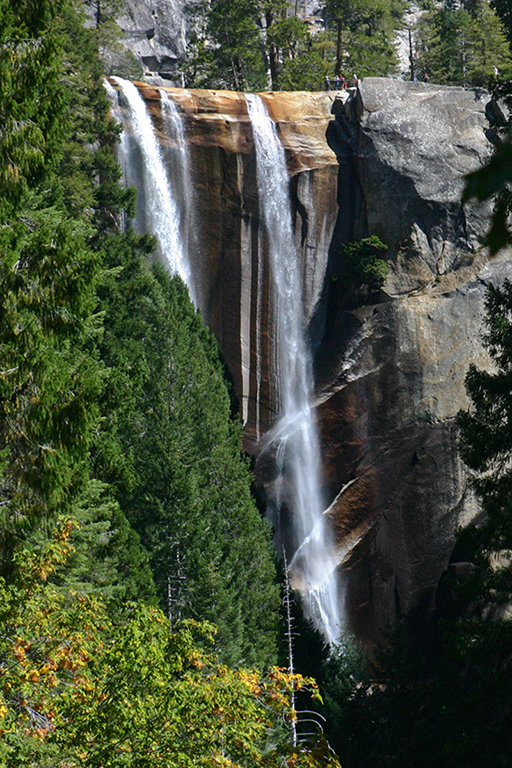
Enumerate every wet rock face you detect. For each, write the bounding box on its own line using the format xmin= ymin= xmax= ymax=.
xmin=137 ymin=85 xmax=340 ymax=444
xmin=131 ymin=79 xmax=512 ymax=646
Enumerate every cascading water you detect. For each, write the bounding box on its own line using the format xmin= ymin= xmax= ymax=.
xmin=160 ymin=91 xmax=195 ymax=268
xmin=109 ymin=77 xmax=191 ymax=290
xmin=106 ymin=76 xmax=341 ymax=641
xmin=246 ymin=95 xmax=341 ymax=644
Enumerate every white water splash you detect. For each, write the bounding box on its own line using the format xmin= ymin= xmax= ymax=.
xmin=246 ymin=94 xmax=341 ymax=644
xmin=159 ymin=91 xmax=196 ymax=295
xmin=111 ymin=77 xmax=191 ymax=287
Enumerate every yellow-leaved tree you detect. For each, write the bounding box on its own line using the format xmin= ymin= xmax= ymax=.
xmin=0 ymin=521 xmax=341 ymax=768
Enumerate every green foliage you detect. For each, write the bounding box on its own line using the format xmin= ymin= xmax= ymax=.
xmin=184 ymin=0 xmax=267 ymax=91
xmin=0 ymin=535 xmax=339 ymax=768
xmin=327 ymin=0 xmax=405 ymax=79
xmin=0 ymin=0 xmax=140 ymax=589
xmin=492 ymin=0 xmax=512 ymax=45
xmin=415 ymin=0 xmax=512 ymax=85
xmin=0 ymin=209 xmax=102 ymax=575
xmin=279 ymin=31 xmax=337 ymax=91
xmin=93 ymin=232 xmax=280 ymax=668
xmin=0 ymin=0 xmax=67 ymax=218
xmin=183 ymin=0 xmax=403 ymax=91
xmin=332 ymin=235 xmax=388 ymax=307
xmin=47 ymin=479 xmax=157 ymax=604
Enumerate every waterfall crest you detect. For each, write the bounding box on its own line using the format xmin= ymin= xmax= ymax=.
xmin=246 ymin=95 xmax=341 ymax=644
xmin=109 ymin=77 xmax=191 ymax=288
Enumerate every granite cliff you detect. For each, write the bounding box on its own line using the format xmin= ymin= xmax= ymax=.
xmin=121 ymin=78 xmax=511 ymax=645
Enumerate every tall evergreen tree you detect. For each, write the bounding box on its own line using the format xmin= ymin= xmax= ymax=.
xmin=492 ymin=0 xmax=512 ymax=45
xmin=326 ymin=0 xmax=405 ymax=78
xmin=415 ymin=0 xmax=512 ymax=85
xmin=0 ymin=0 xmax=152 ymax=600
xmin=183 ymin=0 xmax=405 ymax=90
xmin=93 ymin=231 xmax=280 ymax=667
xmin=184 ymin=0 xmax=267 ymax=90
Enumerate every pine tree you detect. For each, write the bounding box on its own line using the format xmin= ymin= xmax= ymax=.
xmin=326 ymin=0 xmax=405 ymax=79
xmin=184 ymin=0 xmax=267 ymax=90
xmin=415 ymin=0 xmax=512 ymax=85
xmin=94 ymin=232 xmax=280 ymax=667
xmin=492 ymin=0 xmax=512 ymax=46
xmin=0 ymin=0 xmax=152 ymax=601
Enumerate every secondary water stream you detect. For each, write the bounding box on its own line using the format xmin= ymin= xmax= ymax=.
xmin=246 ymin=95 xmax=341 ymax=644
xmin=109 ymin=77 xmax=191 ymax=288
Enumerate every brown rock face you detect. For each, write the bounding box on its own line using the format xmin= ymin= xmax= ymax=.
xmin=132 ymin=83 xmax=340 ymax=444
xmin=120 ymin=79 xmax=512 ymax=646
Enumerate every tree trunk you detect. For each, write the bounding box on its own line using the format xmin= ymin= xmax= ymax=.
xmin=266 ymin=10 xmax=280 ymax=91
xmin=408 ymin=26 xmax=414 ymax=80
xmin=335 ymin=17 xmax=343 ymax=75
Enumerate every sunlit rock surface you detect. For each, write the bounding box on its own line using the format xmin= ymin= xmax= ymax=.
xmin=125 ymin=78 xmax=512 ymax=645
xmin=86 ymin=0 xmax=187 ymax=80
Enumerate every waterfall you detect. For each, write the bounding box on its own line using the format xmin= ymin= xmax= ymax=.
xmin=160 ymin=91 xmax=195 ymax=271
xmin=246 ymin=95 xmax=341 ymax=644
xmin=106 ymin=77 xmax=341 ymax=642
xmin=109 ymin=77 xmax=191 ymax=289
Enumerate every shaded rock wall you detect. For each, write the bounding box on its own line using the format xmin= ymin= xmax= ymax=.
xmin=127 ymin=79 xmax=511 ymax=646
xmin=316 ymin=79 xmax=512 ymax=643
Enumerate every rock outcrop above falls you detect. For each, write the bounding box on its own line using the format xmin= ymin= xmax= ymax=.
xmin=86 ymin=0 xmax=187 ymax=80
xmin=128 ymin=78 xmax=512 ymax=646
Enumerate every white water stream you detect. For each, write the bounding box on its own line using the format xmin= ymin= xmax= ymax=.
xmin=109 ymin=77 xmax=191 ymax=288
xmin=246 ymin=95 xmax=341 ymax=644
